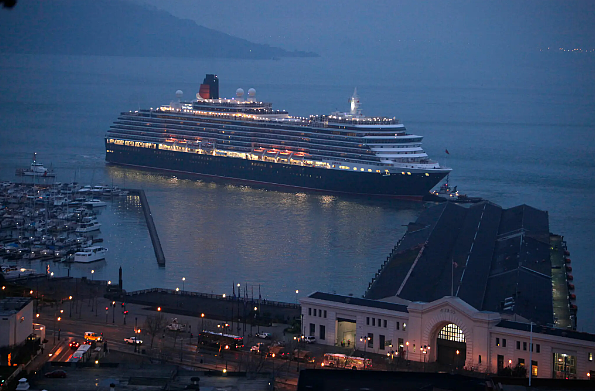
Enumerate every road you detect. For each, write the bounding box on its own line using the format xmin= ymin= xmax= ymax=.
xmin=36 ymin=295 xmax=303 ymax=388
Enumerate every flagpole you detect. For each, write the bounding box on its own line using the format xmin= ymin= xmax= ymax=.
xmin=451 ymin=259 xmax=454 ymax=296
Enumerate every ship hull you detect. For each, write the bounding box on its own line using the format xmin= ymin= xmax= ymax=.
xmin=106 ymin=143 xmax=449 ymax=200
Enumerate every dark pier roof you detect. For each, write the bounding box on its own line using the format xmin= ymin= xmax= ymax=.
xmin=365 ymin=202 xmax=554 ymax=326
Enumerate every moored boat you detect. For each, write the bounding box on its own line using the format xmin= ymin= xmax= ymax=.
xmin=73 ymin=246 xmax=108 ymax=263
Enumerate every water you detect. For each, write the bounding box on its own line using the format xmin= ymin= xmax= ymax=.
xmin=0 ymin=53 xmax=594 ymax=331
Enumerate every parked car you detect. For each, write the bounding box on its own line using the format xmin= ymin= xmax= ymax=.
xmin=303 ymin=336 xmax=316 ymax=344
xmin=69 ymin=341 xmax=80 ymax=350
xmin=124 ymin=336 xmax=143 ymax=344
xmin=255 ymin=332 xmax=271 ymax=339
xmin=45 ymin=370 xmax=67 ymax=378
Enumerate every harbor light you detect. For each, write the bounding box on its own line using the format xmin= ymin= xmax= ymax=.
xmin=157 ymin=307 xmax=161 ymax=311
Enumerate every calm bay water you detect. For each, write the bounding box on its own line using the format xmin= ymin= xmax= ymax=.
xmin=0 ymin=53 xmax=594 ymax=331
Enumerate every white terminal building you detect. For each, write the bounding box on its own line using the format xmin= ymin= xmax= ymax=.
xmin=0 ymin=297 xmax=34 ymax=348
xmin=300 ymin=202 xmax=595 ymax=380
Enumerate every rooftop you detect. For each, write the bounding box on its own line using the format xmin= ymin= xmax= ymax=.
xmin=365 ymin=202 xmax=556 ymax=326
xmin=0 ymin=297 xmax=32 ymax=316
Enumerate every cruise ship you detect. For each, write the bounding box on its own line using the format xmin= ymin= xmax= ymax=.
xmin=105 ymin=74 xmax=451 ymax=200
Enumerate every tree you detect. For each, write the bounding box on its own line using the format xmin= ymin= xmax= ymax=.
xmin=144 ymin=313 xmax=167 ymax=348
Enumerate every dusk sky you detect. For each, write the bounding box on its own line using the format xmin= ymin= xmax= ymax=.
xmin=135 ymin=0 xmax=595 ymax=57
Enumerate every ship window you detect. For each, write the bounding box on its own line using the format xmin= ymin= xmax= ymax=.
xmin=361 ymin=168 xmax=364 ymax=171
xmin=353 ymin=167 xmax=357 ymax=170
xmin=402 ymin=172 xmax=405 ymax=175
xmin=425 ymin=173 xmax=430 ymax=176
xmin=368 ymin=169 xmax=372 ymax=172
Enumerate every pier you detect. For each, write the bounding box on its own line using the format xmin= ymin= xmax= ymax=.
xmin=129 ymin=189 xmax=165 ymax=267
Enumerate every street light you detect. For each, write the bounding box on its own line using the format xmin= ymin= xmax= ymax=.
xmin=406 ymin=341 xmax=409 ymax=361
xmin=254 ymin=306 xmax=259 ymax=333
xmin=182 ymin=277 xmax=185 ymax=293
xmin=112 ymin=301 xmax=116 ymax=324
xmin=69 ymin=296 xmax=73 ymax=318
xmin=201 ymin=313 xmax=205 ymax=331
xmin=421 ymin=345 xmax=430 ymax=372
xmin=91 ymin=269 xmax=94 ymax=281
xmin=360 ymin=336 xmax=370 ymax=369
xmin=157 ymin=307 xmax=161 ymax=311
xmin=295 ymin=289 xmax=299 ymax=304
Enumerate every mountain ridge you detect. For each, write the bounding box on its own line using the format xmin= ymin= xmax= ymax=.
xmin=0 ymin=0 xmax=318 ymax=59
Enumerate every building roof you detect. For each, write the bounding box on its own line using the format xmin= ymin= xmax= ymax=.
xmin=496 ymin=320 xmax=595 ymax=343
xmin=0 ymin=297 xmax=32 ymax=316
xmin=307 ymin=292 xmax=408 ymax=313
xmin=365 ymin=202 xmax=555 ymax=326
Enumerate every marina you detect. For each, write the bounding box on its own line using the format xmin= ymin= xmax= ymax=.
xmin=0 ymin=181 xmax=132 ymax=270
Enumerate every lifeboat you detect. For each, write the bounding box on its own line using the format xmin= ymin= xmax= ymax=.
xmin=567 ymin=274 xmax=574 ymax=281
xmin=568 ymin=283 xmax=575 ymax=290
xmin=564 ymin=250 xmax=570 ymax=256
xmin=565 ymin=258 xmax=571 ymax=263
xmin=565 ymin=265 xmax=573 ymax=272
xmin=569 ymin=293 xmax=576 ymax=300
xmin=570 ymin=304 xmax=578 ymax=311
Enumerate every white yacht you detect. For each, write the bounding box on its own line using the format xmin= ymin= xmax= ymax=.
xmin=83 ymin=199 xmax=107 ymax=208
xmin=73 ymin=246 xmax=108 ymax=263
xmin=75 ymin=220 xmax=101 ymax=233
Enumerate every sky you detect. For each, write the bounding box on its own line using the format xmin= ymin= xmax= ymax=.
xmin=134 ymin=0 xmax=595 ymax=58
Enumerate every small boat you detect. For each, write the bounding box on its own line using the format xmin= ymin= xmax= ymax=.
xmin=73 ymin=246 xmax=108 ymax=263
xmin=83 ymin=199 xmax=107 ymax=209
xmin=567 ymin=274 xmax=573 ymax=281
xmin=75 ymin=220 xmax=101 ymax=233
xmin=564 ymin=258 xmax=571 ymax=264
xmin=15 ymin=153 xmax=56 ymax=177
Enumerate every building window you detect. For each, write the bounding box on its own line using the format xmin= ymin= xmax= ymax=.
xmin=384 ymin=319 xmax=387 ymax=328
xmin=319 ymin=325 xmax=326 ymax=340
xmin=523 ymin=342 xmax=527 ymax=351
xmin=324 ymin=310 xmax=327 ymax=318
xmin=396 ymin=322 xmax=400 ymax=330
xmin=372 ymin=318 xmax=375 ymax=327
xmin=496 ymin=337 xmax=500 ymax=347
xmin=437 ymin=323 xmax=465 ymax=343
xmin=479 ymin=355 xmax=481 ymax=364
xmin=379 ymin=335 xmax=385 ymax=350
xmin=366 ymin=317 xmax=369 ymax=325
xmin=518 ymin=358 xmax=525 ymax=367
xmin=589 ymin=352 xmax=593 ymax=361
xmin=503 ymin=339 xmax=507 ymax=347
xmin=531 ymin=361 xmax=538 ymax=377
xmin=309 ymin=323 xmax=315 ymax=336
xmin=368 ymin=333 xmax=374 ymax=349
xmin=313 ymin=309 xmax=317 ymax=316
xmin=403 ymin=323 xmax=407 ymax=331
xmin=536 ymin=344 xmax=540 ymax=353
xmin=308 ymin=308 xmax=311 ymax=316
xmin=517 ymin=341 xmax=521 ymax=350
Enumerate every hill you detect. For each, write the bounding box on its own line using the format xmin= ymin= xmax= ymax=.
xmin=0 ymin=0 xmax=318 ymax=59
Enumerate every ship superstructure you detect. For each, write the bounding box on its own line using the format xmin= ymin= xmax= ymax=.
xmin=105 ymin=74 xmax=451 ymax=199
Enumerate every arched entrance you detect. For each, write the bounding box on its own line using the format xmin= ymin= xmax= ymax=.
xmin=436 ymin=323 xmax=466 ymax=367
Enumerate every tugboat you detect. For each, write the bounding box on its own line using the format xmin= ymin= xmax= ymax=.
xmin=15 ymin=153 xmax=56 ymax=177
xmin=423 ymin=176 xmax=483 ymax=203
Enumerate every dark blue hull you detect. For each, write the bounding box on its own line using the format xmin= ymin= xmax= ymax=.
xmin=105 ymin=143 xmax=448 ymax=200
